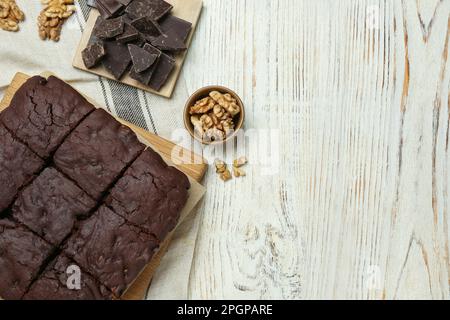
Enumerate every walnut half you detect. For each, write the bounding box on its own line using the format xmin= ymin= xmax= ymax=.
xmin=0 ymin=0 xmax=25 ymax=32
xmin=38 ymin=0 xmax=75 ymax=41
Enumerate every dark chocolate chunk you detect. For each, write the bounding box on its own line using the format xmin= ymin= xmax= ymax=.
xmin=82 ymin=42 xmax=106 ymax=68
xmin=131 ymin=16 xmax=162 ymax=38
xmin=148 ymin=51 xmax=175 ymax=91
xmin=133 ymin=33 xmax=146 ymax=46
xmin=63 ymin=206 xmax=159 ymax=297
xmin=102 ymin=40 xmax=132 ymax=79
xmin=128 ymin=44 xmax=158 ymax=73
xmin=105 ymin=148 xmax=190 ymax=241
xmin=96 ymin=0 xmax=124 ymax=19
xmin=0 ymin=123 xmax=44 ymax=213
xmin=116 ymin=22 xmax=139 ymax=43
xmin=125 ymin=0 xmax=173 ymax=21
xmin=151 ymin=29 xmax=187 ymax=51
xmin=53 ymin=109 xmax=144 ymax=200
xmin=116 ymin=0 xmax=132 ymax=5
xmin=129 ymin=43 xmax=161 ymax=84
xmin=0 ymin=76 xmax=95 ymax=159
xmin=159 ymin=15 xmax=192 ymax=43
xmin=93 ymin=16 xmax=124 ymax=39
xmin=96 ymin=1 xmax=111 ymax=19
xmin=88 ymin=16 xmax=104 ymax=45
xmin=23 ymin=255 xmax=114 ymax=300
xmin=0 ymin=220 xmax=54 ymax=300
xmin=12 ymin=168 xmax=96 ymax=246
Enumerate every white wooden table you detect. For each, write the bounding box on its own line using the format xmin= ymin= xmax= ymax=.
xmin=184 ymin=0 xmax=450 ymax=299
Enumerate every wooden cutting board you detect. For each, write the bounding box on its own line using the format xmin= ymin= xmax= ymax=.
xmin=73 ymin=0 xmax=203 ymax=98
xmin=0 ymin=72 xmax=208 ymax=300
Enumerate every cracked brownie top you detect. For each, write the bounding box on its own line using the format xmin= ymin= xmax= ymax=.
xmin=12 ymin=167 xmax=97 ymax=246
xmin=105 ymin=148 xmax=190 ymax=241
xmin=53 ymin=108 xmax=145 ymax=200
xmin=23 ymin=254 xmax=114 ymax=300
xmin=0 ymin=122 xmax=44 ymax=213
xmin=0 ymin=219 xmax=54 ymax=300
xmin=63 ymin=205 xmax=159 ymax=297
xmin=0 ymin=76 xmax=95 ymax=159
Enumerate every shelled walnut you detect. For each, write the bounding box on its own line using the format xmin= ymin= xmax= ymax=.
xmin=0 ymin=0 xmax=25 ymax=32
xmin=210 ymin=91 xmax=240 ymax=116
xmin=38 ymin=0 xmax=76 ymax=41
xmin=214 ymin=157 xmax=248 ymax=182
xmin=233 ymin=156 xmax=247 ymax=168
xmin=189 ymin=90 xmax=241 ymax=142
xmin=214 ymin=159 xmax=232 ymax=181
xmin=232 ymin=156 xmax=247 ymax=178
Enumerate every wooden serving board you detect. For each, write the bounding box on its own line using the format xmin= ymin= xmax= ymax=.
xmin=73 ymin=0 xmax=203 ymax=98
xmin=0 ymin=72 xmax=208 ymax=300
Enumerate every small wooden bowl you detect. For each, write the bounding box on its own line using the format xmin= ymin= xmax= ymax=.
xmin=184 ymin=86 xmax=245 ymax=145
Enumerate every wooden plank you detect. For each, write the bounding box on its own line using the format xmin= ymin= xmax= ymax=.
xmin=0 ymin=72 xmax=207 ymax=300
xmin=72 ymin=0 xmax=203 ymax=98
xmin=184 ymin=0 xmax=449 ymax=300
xmin=0 ymin=72 xmax=207 ymax=182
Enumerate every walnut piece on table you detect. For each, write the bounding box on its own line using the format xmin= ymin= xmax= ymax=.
xmin=38 ymin=0 xmax=76 ymax=41
xmin=0 ymin=0 xmax=25 ymax=32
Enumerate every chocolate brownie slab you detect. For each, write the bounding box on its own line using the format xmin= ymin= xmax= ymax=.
xmin=0 ymin=76 xmax=95 ymax=159
xmin=12 ymin=168 xmax=96 ymax=246
xmin=54 ymin=109 xmax=144 ymax=200
xmin=23 ymin=254 xmax=113 ymax=300
xmin=63 ymin=206 xmax=159 ymax=297
xmin=0 ymin=220 xmax=54 ymax=300
xmin=105 ymin=148 xmax=190 ymax=241
xmin=0 ymin=123 xmax=44 ymax=213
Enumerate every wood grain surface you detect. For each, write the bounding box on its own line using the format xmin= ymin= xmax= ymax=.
xmin=0 ymin=72 xmax=207 ymax=300
xmin=182 ymin=0 xmax=450 ymax=299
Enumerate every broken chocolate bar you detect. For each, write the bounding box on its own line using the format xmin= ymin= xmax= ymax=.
xmin=125 ymin=0 xmax=173 ymax=21
xmin=116 ymin=22 xmax=139 ymax=43
xmin=148 ymin=51 xmax=175 ymax=91
xmin=93 ymin=16 xmax=124 ymax=39
xmin=159 ymin=15 xmax=192 ymax=43
xmin=88 ymin=16 xmax=104 ymax=45
xmin=131 ymin=16 xmax=162 ymax=38
xmin=130 ymin=43 xmax=161 ymax=84
xmin=151 ymin=29 xmax=187 ymax=51
xmin=83 ymin=0 xmax=194 ymax=91
xmin=102 ymin=40 xmax=132 ymax=79
xmin=96 ymin=0 xmax=124 ymax=19
xmin=82 ymin=42 xmax=106 ymax=68
xmin=129 ymin=44 xmax=158 ymax=73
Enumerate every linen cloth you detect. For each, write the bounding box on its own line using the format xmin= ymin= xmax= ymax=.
xmin=0 ymin=0 xmax=202 ymax=300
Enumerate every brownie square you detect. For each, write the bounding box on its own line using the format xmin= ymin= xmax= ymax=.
xmin=0 ymin=219 xmax=54 ymax=300
xmin=12 ymin=167 xmax=96 ymax=246
xmin=23 ymin=254 xmax=113 ymax=300
xmin=105 ymin=148 xmax=190 ymax=241
xmin=54 ymin=109 xmax=145 ymax=200
xmin=63 ymin=206 xmax=159 ymax=297
xmin=0 ymin=123 xmax=44 ymax=213
xmin=0 ymin=76 xmax=95 ymax=159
